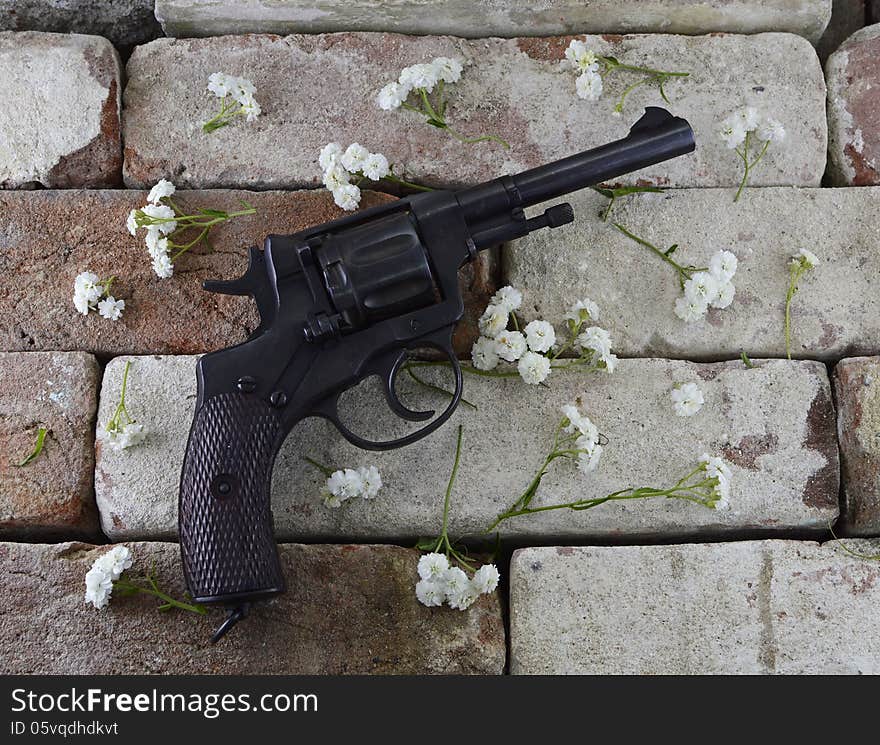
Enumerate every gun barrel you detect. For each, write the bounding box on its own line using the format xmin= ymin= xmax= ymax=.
xmin=455 ymin=107 xmax=694 ymax=227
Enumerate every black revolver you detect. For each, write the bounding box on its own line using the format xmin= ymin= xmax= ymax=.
xmin=178 ymin=106 xmax=695 ymax=641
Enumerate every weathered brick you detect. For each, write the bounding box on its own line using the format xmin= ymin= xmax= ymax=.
xmin=834 ymin=357 xmax=880 ymax=534
xmin=0 ymin=352 xmax=100 ymax=538
xmin=123 ymin=32 xmax=826 ymax=190
xmin=0 ymin=1 xmax=162 ymax=49
xmin=827 ymin=23 xmax=880 ymax=185
xmin=508 ymin=187 xmax=880 ymax=360
xmin=816 ymin=0 xmax=866 ymax=62
xmin=510 ymin=539 xmax=880 ymax=674
xmin=155 ymin=0 xmax=832 ymax=42
xmin=95 ymin=356 xmax=837 ymax=542
xmin=0 ymin=541 xmax=505 ymax=674
xmin=0 ymin=189 xmax=492 ymax=357
xmin=0 ymin=32 xmax=122 ymax=188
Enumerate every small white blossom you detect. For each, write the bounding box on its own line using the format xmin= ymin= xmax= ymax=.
xmin=708 ymin=250 xmax=738 ymax=284
xmin=326 ymin=468 xmax=365 ymax=503
xmin=719 ymin=114 xmax=747 ymax=149
xmin=576 ymin=69 xmax=603 ymax=101
xmin=471 ymin=564 xmax=500 ymax=595
xmin=415 ymin=579 xmax=446 ymax=607
xmin=377 ymin=81 xmax=408 ymax=110
xmin=711 ymin=281 xmax=736 ymax=309
xmin=207 ymin=72 xmax=233 ymax=98
xmin=432 ymin=57 xmax=463 ymax=83
xmin=565 ymin=40 xmax=599 ymax=72
xmin=152 ymin=252 xmax=174 ymax=279
xmin=577 ymin=441 xmax=603 ymax=475
xmin=357 ymin=465 xmax=382 ymax=499
xmin=793 ymin=248 xmax=819 ymax=269
xmin=524 ymin=320 xmax=556 ymax=353
xmin=561 ymin=404 xmax=597 ymax=440
xmin=399 ymin=63 xmax=439 ymax=92
xmin=333 ymin=183 xmax=362 ymax=211
xmin=576 ymin=326 xmax=613 ymax=357
xmin=362 ymin=152 xmax=390 ymax=181
xmin=494 ymin=330 xmax=527 ymax=362
xmin=684 ymin=272 xmax=720 ymax=306
xmin=231 ymin=76 xmax=256 ymax=101
xmin=447 ymin=583 xmax=480 ymax=611
xmin=126 ymin=210 xmax=138 ymax=235
xmin=671 ymin=382 xmax=704 ymax=417
xmin=756 ymin=117 xmax=785 ymax=143
xmin=490 ymin=285 xmax=522 ymax=312
xmin=142 ymin=204 xmax=177 ymax=235
xmin=102 ymin=422 xmax=147 ymax=452
xmin=147 ymin=179 xmax=175 ymax=205
xmin=146 ymin=233 xmax=169 ymax=260
xmin=471 ymin=336 xmax=499 ymax=371
xmin=319 ymin=142 xmax=344 ymax=171
xmin=564 ymin=298 xmax=599 ymax=325
xmin=85 ymin=545 xmax=133 ymax=609
xmin=73 ymin=272 xmax=103 ymax=315
xmin=418 ymin=552 xmax=450 ymax=581
xmin=97 ymin=296 xmax=125 ymax=321
xmin=517 ymin=351 xmax=551 ymax=385
xmin=700 ymin=453 xmax=732 ymax=510
xmin=442 ymin=566 xmax=469 ymax=595
xmin=478 ymin=304 xmax=509 ymax=337
xmin=738 ymin=106 xmax=760 ymax=130
xmin=240 ymin=94 xmax=261 ymax=122
xmin=323 ymin=163 xmax=351 ymax=192
xmin=341 ymin=143 xmax=370 ymax=173
xmin=674 ymin=296 xmax=707 ymax=323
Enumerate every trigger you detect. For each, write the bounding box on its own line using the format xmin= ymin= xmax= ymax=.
xmin=203 ymin=246 xmax=276 ymax=338
xmin=377 ymin=349 xmax=434 ymax=423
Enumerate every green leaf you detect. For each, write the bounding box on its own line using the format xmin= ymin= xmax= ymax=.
xmin=591 ymin=186 xmax=614 ymax=198
xmin=13 ymin=427 xmax=47 ymax=467
xmin=605 ymin=185 xmax=665 ymax=198
xmin=740 ymin=351 xmax=755 ymax=369
xmin=198 ymin=208 xmax=229 ymax=218
xmin=425 ymin=118 xmax=447 ymax=129
xmin=664 ymin=244 xmax=678 ymax=256
xmin=415 ymin=537 xmax=439 ymax=551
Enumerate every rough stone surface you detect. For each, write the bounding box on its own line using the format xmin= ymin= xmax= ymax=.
xmin=508 ymin=186 xmax=880 ymax=360
xmin=155 ymin=1 xmax=832 ymax=43
xmin=0 ymin=189 xmax=493 ymax=357
xmin=95 ymin=356 xmax=837 ymax=542
xmin=817 ymin=0 xmax=866 ymax=62
xmin=0 ymin=541 xmax=505 ymax=674
xmin=510 ymin=539 xmax=880 ymax=674
xmin=834 ymin=357 xmax=880 ymax=534
xmin=0 ymin=352 xmax=100 ymax=538
xmin=827 ymin=23 xmax=880 ymax=185
xmin=0 ymin=1 xmax=162 ymax=49
xmin=122 ymin=32 xmax=827 ymax=190
xmin=0 ymin=31 xmax=122 ymax=188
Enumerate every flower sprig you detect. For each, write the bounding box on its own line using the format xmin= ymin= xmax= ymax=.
xmin=377 ymin=57 xmax=509 ymax=148
xmin=592 ymin=184 xmax=666 ymax=222
xmin=202 ymin=73 xmax=261 ymax=133
xmin=319 ymin=142 xmax=432 ymax=211
xmin=85 ymin=545 xmax=205 ymax=615
xmin=565 ymin=39 xmax=689 ymax=113
xmin=98 ymin=361 xmax=147 ymax=452
xmin=127 ymin=179 xmax=256 ymax=278
xmin=304 ymin=457 xmax=383 ymax=508
xmin=718 ymin=106 xmax=786 ymax=202
xmin=414 ymin=426 xmax=500 ymax=610
xmin=487 ymin=405 xmax=731 ymax=532
xmin=785 ymin=249 xmax=819 ymax=360
xmin=73 ymin=272 xmax=124 ymax=321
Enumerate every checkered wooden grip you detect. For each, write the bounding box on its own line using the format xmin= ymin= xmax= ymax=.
xmin=178 ymin=392 xmax=286 ymax=604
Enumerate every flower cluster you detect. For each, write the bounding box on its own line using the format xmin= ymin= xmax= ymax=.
xmin=671 ymin=382 xmax=704 ymax=417
xmin=673 ymin=250 xmax=738 ymax=323
xmin=203 ymin=72 xmax=261 ymax=132
xmin=84 ymin=545 xmax=132 ymax=609
xmin=98 ymin=361 xmax=147 ymax=452
xmin=319 ymin=142 xmax=393 ymax=211
xmin=376 ymin=57 xmax=508 ymax=147
xmin=472 ymin=288 xmax=617 ymax=384
xmin=72 ymin=272 xmax=124 ymax=321
xmin=320 ymin=465 xmax=383 ymax=509
xmin=718 ymin=107 xmax=785 ymax=202
xmin=415 ymin=553 xmax=499 ymax=610
xmin=127 ymin=179 xmax=256 ymax=278
xmin=561 ymin=403 xmax=604 ymax=475
xmin=564 ymin=39 xmax=688 ymax=113
xmin=785 ymin=248 xmax=820 ymax=359
xmin=700 ymin=453 xmax=732 ymax=511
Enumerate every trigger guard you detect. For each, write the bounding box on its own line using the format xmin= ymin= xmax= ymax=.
xmin=313 ymin=340 xmax=464 ymax=452
xmin=380 ymin=349 xmax=434 ymax=423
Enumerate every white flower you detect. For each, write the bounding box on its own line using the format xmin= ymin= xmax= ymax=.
xmin=415 ymin=579 xmax=446 ymax=607
xmin=399 ymin=63 xmax=438 ymax=92
xmin=326 ymin=468 xmax=365 ymax=503
xmin=674 ymin=296 xmax=707 ymax=323
xmin=708 ymin=250 xmax=738 ymax=284
xmin=102 ymin=423 xmax=147 ymax=452
xmin=341 ymin=143 xmax=370 ymax=173
xmin=517 ymin=351 xmax=551 ymax=385
xmin=418 ymin=552 xmax=450 ymax=581
xmin=793 ymin=248 xmax=819 ymax=269
xmin=333 ymin=183 xmax=362 ymax=211
xmin=240 ymin=94 xmax=261 ymax=122
xmin=565 ymin=40 xmax=599 ymax=72
xmin=700 ymin=453 xmax=732 ymax=510
xmin=564 ymin=298 xmax=599 ymax=325
xmin=738 ymin=106 xmax=760 ymax=130
xmin=320 ymin=488 xmax=344 ymax=509
xmin=442 ymin=566 xmax=469 ymax=595
xmin=577 ymin=441 xmax=603 ymax=475
xmin=472 ymin=564 xmax=500 ymax=594
xmin=207 ymin=72 xmax=233 ymax=98
xmin=146 ymin=232 xmax=169 ymax=260
xmin=598 ymin=351 xmax=618 ymax=374
xmin=73 ymin=272 xmax=102 ymax=315
xmin=232 ymin=76 xmax=256 ymax=102
xmin=126 ymin=210 xmax=138 ymax=235
xmin=447 ymin=583 xmax=480 ymax=611
xmin=711 ymin=281 xmax=735 ymax=309
xmin=684 ymin=272 xmax=720 ymax=306
xmin=97 ymin=296 xmax=125 ymax=321
xmin=152 ymin=252 xmax=174 ymax=279
xmin=319 ymin=142 xmax=343 ymax=171
xmin=142 ymin=204 xmax=176 ymax=235
xmin=671 ymin=382 xmax=704 ymax=417
xmin=494 ymin=330 xmax=527 ymax=362
xmin=478 ymin=304 xmax=509 ymax=337
xmin=576 ymin=326 xmax=612 ymax=356
xmin=362 ymin=152 xmax=390 ymax=181
xmin=323 ymin=163 xmax=351 ymax=192
xmin=471 ymin=336 xmax=499 ymax=371
xmin=99 ymin=545 xmax=133 ymax=577
xmin=756 ymin=116 xmax=785 ymax=143
xmin=432 ymin=57 xmax=463 ymax=83
xmin=719 ymin=114 xmax=747 ymax=149
xmin=490 ymin=285 xmax=522 ymax=312
xmin=576 ymin=69 xmax=603 ymax=101
xmin=524 ymin=320 xmax=556 ymax=353
xmin=85 ymin=546 xmax=133 ymax=609
xmin=561 ymin=404 xmax=597 ymax=441
xmin=147 ymin=179 xmax=175 ymax=205
xmin=377 ymin=81 xmax=409 ymax=110
xmin=357 ymin=465 xmax=382 ymax=499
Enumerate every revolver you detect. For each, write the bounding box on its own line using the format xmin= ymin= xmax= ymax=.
xmin=178 ymin=106 xmax=695 ymax=641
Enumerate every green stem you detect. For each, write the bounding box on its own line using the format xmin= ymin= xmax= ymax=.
xmin=827 ymin=523 xmax=880 ymax=561
xmin=612 ymin=222 xmax=698 ymax=286
xmin=13 ymin=427 xmax=47 ymax=467
xmin=405 ymin=360 xmax=521 ymax=379
xmin=784 ymin=261 xmax=804 ymax=360
xmin=382 ymin=173 xmax=435 ymax=192
xmin=403 ymin=365 xmax=477 ymax=410
xmin=114 ymin=575 xmax=207 ymax=614
xmin=444 ymin=125 xmax=511 ymax=149
xmin=303 ymin=456 xmax=335 ymax=478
